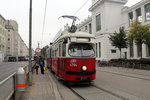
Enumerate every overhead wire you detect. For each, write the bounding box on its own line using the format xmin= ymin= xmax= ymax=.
xmin=63 ymin=0 xmax=90 ymax=27
xmin=42 ymin=0 xmax=90 ymax=44
xmin=41 ymin=0 xmax=48 ymax=47
xmin=74 ymin=0 xmax=89 ymax=15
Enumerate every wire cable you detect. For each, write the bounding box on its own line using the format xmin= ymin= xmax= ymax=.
xmin=41 ymin=0 xmax=48 ymax=46
xmin=74 ymin=0 xmax=89 ymax=15
xmin=63 ymin=0 xmax=90 ymax=28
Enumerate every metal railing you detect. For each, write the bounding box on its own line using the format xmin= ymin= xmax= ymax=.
xmin=0 ymin=72 xmax=16 ymax=100
xmin=0 ymin=66 xmax=29 ymax=100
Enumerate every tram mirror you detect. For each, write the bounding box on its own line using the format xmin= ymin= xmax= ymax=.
xmin=63 ymin=38 xmax=68 ymax=44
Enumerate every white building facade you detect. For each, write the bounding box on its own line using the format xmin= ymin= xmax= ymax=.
xmin=78 ymin=0 xmax=150 ymax=61
xmin=5 ymin=20 xmax=29 ymax=57
xmin=5 ymin=20 xmax=19 ymax=56
xmin=89 ymin=0 xmax=128 ymax=61
xmin=77 ymin=16 xmax=92 ymax=34
xmin=0 ymin=14 xmax=7 ymax=62
xmin=122 ymin=0 xmax=150 ymax=59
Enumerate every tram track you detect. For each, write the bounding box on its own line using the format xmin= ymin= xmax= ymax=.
xmin=66 ymin=83 xmax=128 ymax=100
xmin=67 ymin=85 xmax=87 ymax=100
xmin=48 ymin=69 xmax=130 ymax=100
xmin=92 ymin=84 xmax=129 ymax=100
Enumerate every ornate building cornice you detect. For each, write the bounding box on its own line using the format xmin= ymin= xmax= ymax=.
xmin=122 ymin=0 xmax=150 ymax=12
xmin=89 ymin=0 xmax=104 ymax=12
xmin=89 ymin=0 xmax=127 ymax=12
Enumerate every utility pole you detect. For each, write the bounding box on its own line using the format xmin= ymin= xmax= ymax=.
xmin=29 ymin=0 xmax=32 ymax=86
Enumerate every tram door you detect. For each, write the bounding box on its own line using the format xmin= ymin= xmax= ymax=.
xmin=59 ymin=43 xmax=66 ymax=79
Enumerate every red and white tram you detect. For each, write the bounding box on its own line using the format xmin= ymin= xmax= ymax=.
xmin=46 ymin=16 xmax=96 ymax=82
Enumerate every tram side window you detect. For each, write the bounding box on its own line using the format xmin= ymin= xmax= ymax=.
xmin=59 ymin=44 xmax=62 ymax=57
xmin=56 ymin=45 xmax=59 ymax=57
xmin=62 ymin=44 xmax=66 ymax=57
xmin=49 ymin=49 xmax=52 ymax=58
xmin=51 ymin=48 xmax=54 ymax=57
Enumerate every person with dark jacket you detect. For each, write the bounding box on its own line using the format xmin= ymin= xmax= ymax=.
xmin=35 ymin=61 xmax=39 ymax=74
xmin=39 ymin=56 xmax=45 ymax=74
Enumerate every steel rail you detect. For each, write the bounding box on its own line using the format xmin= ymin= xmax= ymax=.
xmin=67 ymin=86 xmax=87 ymax=100
xmin=0 ymin=72 xmax=16 ymax=85
xmin=92 ymin=84 xmax=129 ymax=100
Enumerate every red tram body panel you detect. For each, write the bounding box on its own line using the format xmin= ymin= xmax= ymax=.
xmin=61 ymin=58 xmax=96 ymax=81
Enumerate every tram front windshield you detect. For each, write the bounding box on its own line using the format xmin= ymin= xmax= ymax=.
xmin=69 ymin=43 xmax=94 ymax=57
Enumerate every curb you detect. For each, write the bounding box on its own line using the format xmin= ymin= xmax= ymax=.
xmin=47 ymin=70 xmax=62 ymax=100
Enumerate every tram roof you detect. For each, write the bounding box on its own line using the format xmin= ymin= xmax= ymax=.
xmin=58 ymin=30 xmax=95 ymax=40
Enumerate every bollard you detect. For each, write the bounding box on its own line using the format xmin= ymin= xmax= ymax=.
xmin=16 ymin=67 xmax=27 ymax=91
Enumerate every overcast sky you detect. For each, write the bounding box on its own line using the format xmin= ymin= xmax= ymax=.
xmin=0 ymin=0 xmax=141 ymax=49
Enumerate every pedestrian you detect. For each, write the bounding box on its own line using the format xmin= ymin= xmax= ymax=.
xmin=35 ymin=61 xmax=39 ymax=74
xmin=39 ymin=56 xmax=45 ymax=74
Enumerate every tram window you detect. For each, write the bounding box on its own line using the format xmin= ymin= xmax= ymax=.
xmin=62 ymin=44 xmax=66 ymax=57
xmin=59 ymin=44 xmax=62 ymax=57
xmin=63 ymin=38 xmax=68 ymax=44
xmin=69 ymin=43 xmax=94 ymax=57
xmin=56 ymin=47 xmax=59 ymax=57
xmin=51 ymin=49 xmax=54 ymax=57
xmin=82 ymin=44 xmax=94 ymax=56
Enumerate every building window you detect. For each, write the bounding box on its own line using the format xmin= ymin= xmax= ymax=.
xmin=96 ymin=43 xmax=98 ymax=57
xmin=85 ymin=25 xmax=87 ymax=31
xmin=89 ymin=23 xmax=92 ymax=34
xmin=0 ymin=28 xmax=2 ymax=33
xmin=8 ymin=38 xmax=10 ymax=41
xmin=2 ymin=45 xmax=4 ymax=52
xmin=145 ymin=3 xmax=150 ymax=21
xmin=146 ymin=45 xmax=150 ymax=57
xmin=96 ymin=14 xmax=101 ymax=31
xmin=99 ymin=42 xmax=101 ymax=57
xmin=129 ymin=42 xmax=134 ymax=57
xmin=136 ymin=8 xmax=142 ymax=22
xmin=128 ymin=12 xmax=133 ymax=26
xmin=111 ymin=49 xmax=116 ymax=53
xmin=137 ymin=44 xmax=142 ymax=57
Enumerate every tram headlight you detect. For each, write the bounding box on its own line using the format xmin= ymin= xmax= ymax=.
xmin=82 ymin=66 xmax=87 ymax=71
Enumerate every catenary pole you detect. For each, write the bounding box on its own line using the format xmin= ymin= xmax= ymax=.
xmin=29 ymin=0 xmax=32 ymax=86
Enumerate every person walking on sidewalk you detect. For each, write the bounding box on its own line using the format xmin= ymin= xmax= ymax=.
xmin=39 ymin=56 xmax=45 ymax=74
xmin=35 ymin=62 xmax=39 ymax=74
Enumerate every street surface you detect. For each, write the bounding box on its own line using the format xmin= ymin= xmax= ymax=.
xmin=1 ymin=63 xmax=150 ymax=100
xmin=50 ymin=66 xmax=150 ymax=100
xmin=0 ymin=62 xmax=28 ymax=81
xmin=95 ymin=67 xmax=150 ymax=100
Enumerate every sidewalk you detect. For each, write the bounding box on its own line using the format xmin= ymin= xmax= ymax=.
xmin=97 ymin=66 xmax=150 ymax=80
xmin=16 ymin=70 xmax=61 ymax=100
